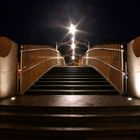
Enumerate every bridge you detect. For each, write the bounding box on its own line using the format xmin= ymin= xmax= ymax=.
xmin=0 ymin=36 xmax=140 ymax=139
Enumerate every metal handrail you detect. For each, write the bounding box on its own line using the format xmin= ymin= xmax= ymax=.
xmin=19 ymin=45 xmax=65 ymax=94
xmin=87 ymin=47 xmax=123 ymax=52
xmin=20 ymin=47 xmax=63 ymax=56
xmin=20 ymin=57 xmax=64 ymax=74
xmin=83 ymin=44 xmax=125 ymax=94
xmin=84 ymin=57 xmax=125 ymax=74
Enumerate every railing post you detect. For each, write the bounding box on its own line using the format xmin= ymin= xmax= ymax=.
xmin=86 ymin=52 xmax=89 ymax=65
xmin=56 ymin=42 xmax=58 ymax=50
xmin=120 ymin=45 xmax=125 ymax=93
xmin=19 ymin=45 xmax=23 ymax=94
xmin=56 ymin=42 xmax=60 ymax=65
xmin=123 ymin=43 xmax=128 ymax=94
xmin=120 ymin=45 xmax=124 ymax=72
xmin=124 ymin=62 xmax=128 ymax=93
xmin=88 ymin=42 xmax=90 ymax=50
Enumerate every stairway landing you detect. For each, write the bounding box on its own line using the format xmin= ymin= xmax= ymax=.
xmin=0 ymin=95 xmax=140 ymax=108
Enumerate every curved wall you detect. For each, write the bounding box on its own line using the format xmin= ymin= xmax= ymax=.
xmin=0 ymin=37 xmax=17 ymax=98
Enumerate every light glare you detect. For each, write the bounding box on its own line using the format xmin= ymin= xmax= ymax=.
xmin=71 ymin=36 xmax=75 ymax=43
xmin=11 ymin=97 xmax=16 ymax=101
xmin=71 ymin=43 xmax=76 ymax=50
xmin=72 ymin=55 xmax=75 ymax=60
xmin=68 ymin=24 xmax=77 ymax=35
xmin=127 ymin=97 xmax=132 ymax=101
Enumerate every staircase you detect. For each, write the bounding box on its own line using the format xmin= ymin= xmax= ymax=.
xmin=27 ymin=67 xmax=118 ymax=95
xmin=0 ymin=66 xmax=140 ymax=140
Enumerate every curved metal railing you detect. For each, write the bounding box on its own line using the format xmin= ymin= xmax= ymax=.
xmin=83 ymin=44 xmax=125 ymax=94
xmin=18 ymin=45 xmax=65 ymax=94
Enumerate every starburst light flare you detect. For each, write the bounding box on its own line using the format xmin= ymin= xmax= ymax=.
xmin=68 ymin=24 xmax=77 ymax=35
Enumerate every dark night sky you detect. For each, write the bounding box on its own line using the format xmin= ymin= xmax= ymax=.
xmin=0 ymin=0 xmax=140 ymax=46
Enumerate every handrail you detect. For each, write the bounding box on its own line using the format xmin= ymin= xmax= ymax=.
xmin=87 ymin=47 xmax=123 ymax=52
xmin=21 ymin=47 xmax=61 ymax=54
xmin=83 ymin=44 xmax=125 ymax=94
xmin=85 ymin=57 xmax=124 ymax=74
xmin=19 ymin=44 xmax=65 ymax=94
xmin=21 ymin=57 xmax=64 ymax=74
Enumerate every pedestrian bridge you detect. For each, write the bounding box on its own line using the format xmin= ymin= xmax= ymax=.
xmin=0 ymin=36 xmax=140 ymax=139
xmin=0 ymin=36 xmax=140 ymax=98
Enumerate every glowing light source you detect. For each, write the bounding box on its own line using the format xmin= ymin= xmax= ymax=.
xmin=72 ymin=50 xmax=75 ymax=55
xmin=71 ymin=36 xmax=75 ymax=43
xmin=71 ymin=43 xmax=76 ymax=50
xmin=71 ymin=55 xmax=75 ymax=60
xmin=68 ymin=24 xmax=77 ymax=35
xmin=127 ymin=97 xmax=132 ymax=101
xmin=11 ymin=97 xmax=16 ymax=101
